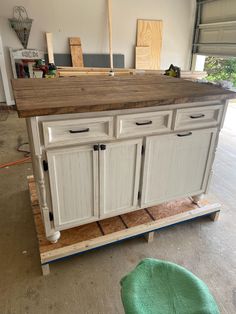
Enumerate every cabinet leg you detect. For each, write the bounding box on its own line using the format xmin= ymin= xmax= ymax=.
xmin=144 ymin=231 xmax=155 ymax=243
xmin=47 ymin=231 xmax=61 ymax=243
xmin=42 ymin=263 xmax=50 ymax=276
xmin=192 ymin=194 xmax=204 ymax=204
xmin=209 ymin=211 xmax=220 ymax=222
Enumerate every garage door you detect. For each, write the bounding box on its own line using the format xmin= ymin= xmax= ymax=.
xmin=193 ymin=0 xmax=236 ymax=57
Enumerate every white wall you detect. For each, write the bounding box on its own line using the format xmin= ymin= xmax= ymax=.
xmin=0 ymin=0 xmax=196 ymax=102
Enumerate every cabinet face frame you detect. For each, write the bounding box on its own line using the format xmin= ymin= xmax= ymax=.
xmin=140 ymin=128 xmax=217 ymax=207
xmin=46 ymin=144 xmax=99 ymax=230
xmin=99 ymin=138 xmax=143 ymax=218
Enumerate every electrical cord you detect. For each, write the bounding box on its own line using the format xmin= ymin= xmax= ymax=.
xmin=0 ymin=142 xmax=31 ymax=169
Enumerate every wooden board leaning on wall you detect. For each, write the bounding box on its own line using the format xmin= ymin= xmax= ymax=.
xmin=136 ymin=19 xmax=163 ymax=70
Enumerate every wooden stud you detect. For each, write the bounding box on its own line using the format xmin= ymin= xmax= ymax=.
xmin=107 ymin=0 xmax=113 ymax=70
xmin=144 ymin=231 xmax=155 ymax=243
xmin=209 ymin=211 xmax=220 ymax=222
xmin=42 ymin=263 xmax=50 ymax=276
xmin=46 ymin=33 xmax=54 ymax=64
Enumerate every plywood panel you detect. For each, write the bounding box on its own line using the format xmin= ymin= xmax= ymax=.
xmin=137 ymin=20 xmax=163 ymax=70
xmin=135 ymin=46 xmax=151 ymax=69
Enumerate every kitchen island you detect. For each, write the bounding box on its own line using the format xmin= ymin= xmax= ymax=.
xmin=12 ymin=74 xmax=235 ymax=243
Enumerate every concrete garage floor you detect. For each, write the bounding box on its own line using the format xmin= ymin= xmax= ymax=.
xmin=0 ymin=103 xmax=236 ymax=314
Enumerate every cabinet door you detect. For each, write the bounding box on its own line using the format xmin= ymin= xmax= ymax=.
xmin=100 ymin=139 xmax=142 ymax=218
xmin=47 ymin=145 xmax=99 ymax=230
xmin=141 ymin=128 xmax=217 ymax=207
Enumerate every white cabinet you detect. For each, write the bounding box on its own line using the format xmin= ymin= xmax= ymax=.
xmin=47 ymin=145 xmax=99 ymax=230
xmin=141 ymin=128 xmax=217 ymax=207
xmin=29 ymin=102 xmax=225 ymax=242
xmin=47 ymin=139 xmax=142 ymax=229
xmin=99 ymin=139 xmax=142 ymax=218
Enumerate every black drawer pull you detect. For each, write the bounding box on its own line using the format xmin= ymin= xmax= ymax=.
xmin=190 ymin=114 xmax=205 ymax=119
xmin=136 ymin=121 xmax=152 ymax=126
xmin=177 ymin=132 xmax=192 ymax=137
xmin=69 ymin=128 xmax=90 ymax=134
xmin=93 ymin=145 xmax=99 ymax=151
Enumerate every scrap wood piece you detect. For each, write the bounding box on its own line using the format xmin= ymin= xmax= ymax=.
xmin=137 ymin=19 xmax=163 ymax=70
xmin=98 ymin=216 xmax=126 ymax=235
xmin=46 ymin=32 xmax=54 ymax=64
xmin=120 ymin=209 xmax=153 ymax=228
xmin=146 ymin=198 xmax=199 ymax=220
xmin=135 ymin=46 xmax=151 ymax=69
xmin=69 ymin=37 xmax=84 ymax=67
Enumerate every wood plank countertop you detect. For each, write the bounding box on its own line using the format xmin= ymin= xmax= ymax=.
xmin=12 ymin=74 xmax=236 ymax=118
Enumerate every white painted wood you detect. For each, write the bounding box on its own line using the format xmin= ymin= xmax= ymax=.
xmin=47 ymin=145 xmax=99 ymax=230
xmin=42 ymin=116 xmax=114 ymax=148
xmin=0 ymin=35 xmax=14 ymax=105
xmin=174 ymin=104 xmax=223 ymax=131
xmin=100 ymin=139 xmax=142 ymax=217
xmin=141 ymin=128 xmax=217 ymax=207
xmin=37 ymin=101 xmax=221 ymax=125
xmin=116 ymin=110 xmax=173 ymax=138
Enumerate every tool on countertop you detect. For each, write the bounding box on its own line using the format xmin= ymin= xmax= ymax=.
xmin=164 ymin=64 xmax=181 ymax=78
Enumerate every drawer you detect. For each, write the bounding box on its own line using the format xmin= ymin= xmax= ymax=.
xmin=173 ymin=104 xmax=223 ymax=130
xmin=116 ymin=110 xmax=173 ymax=138
xmin=42 ymin=116 xmax=113 ymax=147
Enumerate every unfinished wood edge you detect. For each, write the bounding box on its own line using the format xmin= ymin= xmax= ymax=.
xmin=209 ymin=210 xmax=220 ymax=222
xmin=45 ymin=33 xmax=54 ymax=64
xmin=144 ymin=231 xmax=155 ymax=243
xmin=42 ymin=263 xmax=50 ymax=276
xmin=40 ymin=203 xmax=221 ymax=264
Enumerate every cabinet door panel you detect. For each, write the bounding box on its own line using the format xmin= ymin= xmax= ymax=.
xmin=100 ymin=139 xmax=142 ymax=217
xmin=47 ymin=145 xmax=98 ymax=230
xmin=141 ymin=128 xmax=217 ymax=207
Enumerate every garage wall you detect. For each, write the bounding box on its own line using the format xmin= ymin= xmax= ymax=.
xmin=0 ymin=0 xmax=196 ymax=103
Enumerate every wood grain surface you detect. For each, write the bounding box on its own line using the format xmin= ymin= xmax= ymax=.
xmin=69 ymin=37 xmax=84 ymax=67
xmin=135 ymin=46 xmax=151 ymax=69
xmin=137 ymin=20 xmax=163 ymax=70
xmin=12 ymin=74 xmax=236 ymax=118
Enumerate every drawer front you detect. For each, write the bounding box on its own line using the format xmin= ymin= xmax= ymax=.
xmin=43 ymin=117 xmax=113 ymax=147
xmin=116 ymin=110 xmax=173 ymax=138
xmin=174 ymin=105 xmax=223 ymax=130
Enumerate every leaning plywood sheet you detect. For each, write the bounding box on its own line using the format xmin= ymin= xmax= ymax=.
xmin=69 ymin=37 xmax=84 ymax=67
xmin=135 ymin=46 xmax=151 ymax=69
xmin=137 ymin=20 xmax=163 ymax=70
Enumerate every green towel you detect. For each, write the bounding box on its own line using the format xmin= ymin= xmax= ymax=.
xmin=120 ymin=259 xmax=220 ymax=314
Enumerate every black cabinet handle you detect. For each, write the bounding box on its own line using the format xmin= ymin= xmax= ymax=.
xmin=100 ymin=144 xmax=106 ymax=150
xmin=177 ymin=132 xmax=192 ymax=137
xmin=190 ymin=114 xmax=205 ymax=119
xmin=93 ymin=144 xmax=99 ymax=151
xmin=69 ymin=128 xmax=90 ymax=133
xmin=136 ymin=121 xmax=152 ymax=126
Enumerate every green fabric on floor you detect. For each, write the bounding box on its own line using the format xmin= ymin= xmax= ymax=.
xmin=120 ymin=259 xmax=220 ymax=314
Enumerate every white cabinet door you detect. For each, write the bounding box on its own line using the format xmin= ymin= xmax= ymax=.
xmin=141 ymin=128 xmax=217 ymax=207
xmin=47 ymin=145 xmax=99 ymax=230
xmin=100 ymin=139 xmax=142 ymax=217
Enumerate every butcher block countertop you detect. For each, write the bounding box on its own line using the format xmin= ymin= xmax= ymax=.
xmin=12 ymin=74 xmax=236 ymax=118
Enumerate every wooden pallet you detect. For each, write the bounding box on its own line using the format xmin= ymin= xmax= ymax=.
xmin=27 ymin=176 xmax=220 ymax=276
